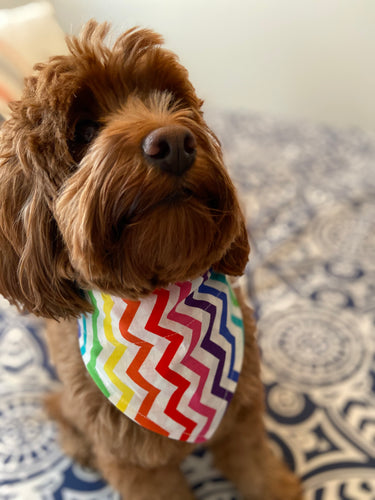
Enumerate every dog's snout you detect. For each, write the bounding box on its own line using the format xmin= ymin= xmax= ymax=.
xmin=142 ymin=125 xmax=197 ymax=176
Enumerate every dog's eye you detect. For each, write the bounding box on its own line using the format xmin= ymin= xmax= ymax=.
xmin=74 ymin=119 xmax=100 ymax=144
xmin=69 ymin=119 xmax=101 ymax=163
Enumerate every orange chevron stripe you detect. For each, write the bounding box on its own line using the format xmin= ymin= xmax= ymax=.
xmin=120 ymin=299 xmax=169 ymax=437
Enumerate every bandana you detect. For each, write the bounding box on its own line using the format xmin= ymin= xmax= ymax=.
xmin=78 ymin=270 xmax=244 ymax=443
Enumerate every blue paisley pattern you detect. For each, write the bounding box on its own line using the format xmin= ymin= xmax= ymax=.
xmin=0 ymin=110 xmax=374 ymax=499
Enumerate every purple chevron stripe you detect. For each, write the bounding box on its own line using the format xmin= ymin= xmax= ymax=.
xmin=200 ymin=280 xmax=240 ymax=382
xmin=185 ymin=293 xmax=233 ymax=403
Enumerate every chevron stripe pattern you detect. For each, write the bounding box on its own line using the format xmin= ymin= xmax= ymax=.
xmin=78 ymin=271 xmax=244 ymax=443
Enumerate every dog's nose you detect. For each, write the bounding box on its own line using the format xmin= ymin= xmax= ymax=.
xmin=142 ymin=125 xmax=197 ymax=176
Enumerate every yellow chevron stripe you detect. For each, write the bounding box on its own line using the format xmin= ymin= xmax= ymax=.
xmin=102 ymin=293 xmax=134 ymax=412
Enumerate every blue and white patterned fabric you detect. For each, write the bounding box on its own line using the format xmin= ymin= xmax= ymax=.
xmin=0 ymin=110 xmax=374 ymax=499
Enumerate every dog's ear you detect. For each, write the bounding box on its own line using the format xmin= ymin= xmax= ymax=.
xmin=213 ymin=211 xmax=250 ymax=276
xmin=0 ymin=111 xmax=90 ymax=319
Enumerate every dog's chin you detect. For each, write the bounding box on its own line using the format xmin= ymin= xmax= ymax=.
xmin=70 ymin=192 xmax=235 ymax=299
xmin=123 ymin=186 xmax=219 ymax=225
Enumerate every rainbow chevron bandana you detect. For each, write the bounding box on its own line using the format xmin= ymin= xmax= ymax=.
xmin=78 ymin=271 xmax=244 ymax=443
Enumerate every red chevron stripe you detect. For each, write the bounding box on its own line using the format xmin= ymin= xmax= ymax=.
xmin=146 ymin=289 xmax=197 ymax=441
xmin=120 ymin=299 xmax=169 ymax=437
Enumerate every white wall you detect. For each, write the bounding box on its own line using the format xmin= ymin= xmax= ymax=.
xmin=9 ymin=0 xmax=375 ymax=131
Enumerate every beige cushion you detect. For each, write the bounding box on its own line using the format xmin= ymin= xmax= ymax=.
xmin=0 ymin=1 xmax=66 ymax=118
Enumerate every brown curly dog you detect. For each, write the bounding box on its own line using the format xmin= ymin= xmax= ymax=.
xmin=0 ymin=20 xmax=303 ymax=500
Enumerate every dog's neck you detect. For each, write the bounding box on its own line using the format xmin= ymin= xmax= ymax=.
xmin=78 ymin=270 xmax=244 ymax=443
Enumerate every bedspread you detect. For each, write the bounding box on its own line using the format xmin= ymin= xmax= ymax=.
xmin=0 ymin=107 xmax=374 ymax=499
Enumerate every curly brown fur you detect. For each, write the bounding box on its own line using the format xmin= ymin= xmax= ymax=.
xmin=0 ymin=21 xmax=303 ymax=499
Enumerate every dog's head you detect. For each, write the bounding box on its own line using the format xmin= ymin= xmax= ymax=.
xmin=0 ymin=21 xmax=249 ymax=319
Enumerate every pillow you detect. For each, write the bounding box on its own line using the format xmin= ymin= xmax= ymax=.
xmin=0 ymin=1 xmax=67 ymax=119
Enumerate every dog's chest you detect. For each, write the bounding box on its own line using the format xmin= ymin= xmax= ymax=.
xmin=78 ymin=271 xmax=244 ymax=443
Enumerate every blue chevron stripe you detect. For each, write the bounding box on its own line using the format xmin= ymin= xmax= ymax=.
xmin=79 ymin=314 xmax=87 ymax=356
xmin=198 ymin=274 xmax=240 ymax=383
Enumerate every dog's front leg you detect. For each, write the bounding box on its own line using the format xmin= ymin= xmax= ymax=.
xmin=209 ymin=406 xmax=303 ymax=500
xmin=209 ymin=290 xmax=304 ymax=500
xmin=94 ymin=450 xmax=195 ymax=500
